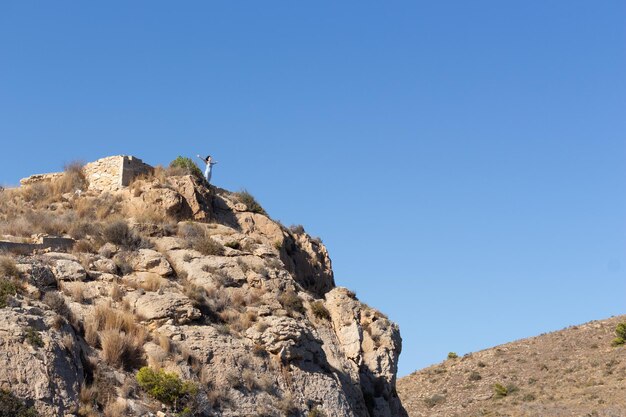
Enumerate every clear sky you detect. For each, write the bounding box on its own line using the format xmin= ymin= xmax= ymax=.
xmin=1 ymin=2 xmax=625 ymax=377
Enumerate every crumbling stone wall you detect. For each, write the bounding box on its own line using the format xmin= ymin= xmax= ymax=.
xmin=83 ymin=155 xmax=152 ymax=191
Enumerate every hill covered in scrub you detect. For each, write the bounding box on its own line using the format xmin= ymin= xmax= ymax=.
xmin=397 ymin=315 xmax=626 ymax=417
xmin=0 ymin=156 xmax=407 ymax=417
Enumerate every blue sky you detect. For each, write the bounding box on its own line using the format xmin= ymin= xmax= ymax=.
xmin=1 ymin=1 xmax=624 ymax=376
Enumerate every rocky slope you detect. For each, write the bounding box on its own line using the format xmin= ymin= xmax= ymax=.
xmin=397 ymin=315 xmax=626 ymax=417
xmin=0 ymin=157 xmax=407 ymax=417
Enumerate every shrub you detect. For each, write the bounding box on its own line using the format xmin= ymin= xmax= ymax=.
xmin=289 ymin=224 xmax=305 ymax=235
xmin=224 ymin=241 xmax=241 ymax=250
xmin=236 ymin=190 xmax=266 ymax=215
xmin=169 ymin=156 xmax=203 ymax=180
xmin=136 ymin=367 xmax=196 ymax=407
xmin=278 ymin=289 xmax=305 ymax=316
xmin=308 ymin=407 xmax=326 ymax=417
xmin=615 ymin=322 xmax=626 ymax=340
xmin=447 ymin=352 xmax=458 ymax=359
xmin=102 ymin=220 xmax=146 ymax=250
xmin=178 ymin=223 xmax=224 ymax=256
xmin=0 ymin=279 xmax=17 ymax=308
xmin=0 ymin=256 xmax=19 ymax=279
xmin=25 ymin=327 xmax=44 ymax=348
xmin=611 ymin=337 xmax=625 ymax=347
xmin=0 ymin=389 xmax=38 ymax=417
xmin=468 ymin=371 xmax=482 ymax=381
xmin=494 ymin=383 xmax=508 ymax=398
xmin=424 ymin=393 xmax=446 ymax=408
xmin=310 ymin=301 xmax=331 ymax=321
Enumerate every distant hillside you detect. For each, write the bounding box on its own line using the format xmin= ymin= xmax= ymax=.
xmin=398 ymin=315 xmax=626 ymax=417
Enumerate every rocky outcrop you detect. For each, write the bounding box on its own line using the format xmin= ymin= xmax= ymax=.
xmin=1 ymin=155 xmax=406 ymax=417
xmin=0 ymin=306 xmax=84 ymax=416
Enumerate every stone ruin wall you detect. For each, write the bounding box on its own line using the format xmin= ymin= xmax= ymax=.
xmin=83 ymin=155 xmax=153 ymax=192
xmin=19 ymin=155 xmax=153 ymax=192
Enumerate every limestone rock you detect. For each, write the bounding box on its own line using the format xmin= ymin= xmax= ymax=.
xmin=92 ymin=258 xmax=117 ymax=274
xmin=0 ymin=308 xmax=84 ymax=417
xmin=125 ymin=291 xmax=200 ymax=324
xmin=116 ymin=249 xmax=172 ymax=276
xmin=52 ymin=259 xmax=87 ymax=282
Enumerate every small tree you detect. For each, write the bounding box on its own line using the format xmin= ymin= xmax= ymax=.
xmin=612 ymin=322 xmax=626 ymax=347
xmin=169 ymin=156 xmax=203 ymax=180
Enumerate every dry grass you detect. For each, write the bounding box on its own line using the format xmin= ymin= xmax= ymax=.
xmin=62 ymin=282 xmax=85 ymax=303
xmin=85 ymin=304 xmax=146 ymax=370
xmin=103 ymin=398 xmax=128 ymax=417
xmin=140 ymin=274 xmax=165 ymax=292
xmin=178 ymin=222 xmax=224 ymax=256
xmin=110 ymin=283 xmax=124 ymax=301
xmin=0 ymin=256 xmax=20 ymax=279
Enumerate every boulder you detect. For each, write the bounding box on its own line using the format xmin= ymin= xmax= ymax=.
xmin=125 ymin=291 xmax=200 ymax=324
xmin=117 ymin=249 xmax=172 ymax=276
xmin=52 ymin=260 xmax=87 ymax=282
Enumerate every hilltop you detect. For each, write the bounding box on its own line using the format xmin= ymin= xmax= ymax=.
xmin=397 ymin=315 xmax=626 ymax=417
xmin=0 ymin=156 xmax=407 ymax=417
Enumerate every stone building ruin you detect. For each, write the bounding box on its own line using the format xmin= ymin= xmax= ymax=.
xmin=20 ymin=155 xmax=153 ymax=192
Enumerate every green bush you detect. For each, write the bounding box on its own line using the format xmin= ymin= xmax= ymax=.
xmin=0 ymin=389 xmax=38 ymax=417
xmin=611 ymin=337 xmax=625 ymax=347
xmin=308 ymin=407 xmax=327 ymax=417
xmin=0 ymin=279 xmax=17 ymax=308
xmin=25 ymin=327 xmax=43 ymax=348
xmin=494 ymin=383 xmax=511 ymax=398
xmin=447 ymin=352 xmax=458 ymax=359
xmin=616 ymin=322 xmax=626 ymax=339
xmin=169 ymin=156 xmax=203 ymax=180
xmin=136 ymin=367 xmax=196 ymax=407
xmin=236 ymin=190 xmax=266 ymax=215
xmin=310 ymin=301 xmax=331 ymax=321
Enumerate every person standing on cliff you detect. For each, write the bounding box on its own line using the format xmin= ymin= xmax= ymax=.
xmin=197 ymin=154 xmax=218 ymax=184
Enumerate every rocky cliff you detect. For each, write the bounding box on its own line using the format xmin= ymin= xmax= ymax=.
xmin=0 ymin=157 xmax=407 ymax=417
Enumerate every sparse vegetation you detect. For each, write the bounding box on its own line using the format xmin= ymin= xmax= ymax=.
xmin=278 ymin=289 xmax=305 ymax=316
xmin=310 ymin=301 xmax=331 ymax=321
xmin=447 ymin=352 xmax=458 ymax=359
xmin=136 ymin=367 xmax=196 ymax=407
xmin=424 ymin=393 xmax=446 ymax=408
xmin=0 ymin=389 xmax=38 ymax=417
xmin=236 ymin=190 xmax=267 ymax=215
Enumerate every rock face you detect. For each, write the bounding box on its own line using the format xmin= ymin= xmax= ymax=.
xmin=0 ymin=307 xmax=84 ymax=416
xmin=0 ymin=156 xmax=407 ymax=417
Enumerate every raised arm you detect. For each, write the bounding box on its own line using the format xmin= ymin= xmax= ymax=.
xmin=196 ymin=155 xmax=206 ymax=164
